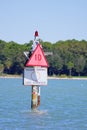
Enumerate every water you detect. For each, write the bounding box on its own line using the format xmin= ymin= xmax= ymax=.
xmin=0 ymin=78 xmax=87 ymax=130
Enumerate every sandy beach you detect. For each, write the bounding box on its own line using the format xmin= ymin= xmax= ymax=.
xmin=0 ymin=75 xmax=87 ymax=80
xmin=48 ymin=76 xmax=87 ymax=80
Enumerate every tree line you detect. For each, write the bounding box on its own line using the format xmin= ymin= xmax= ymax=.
xmin=0 ymin=39 xmax=87 ymax=76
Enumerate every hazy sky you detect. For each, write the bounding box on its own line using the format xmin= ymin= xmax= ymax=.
xmin=0 ymin=0 xmax=87 ymax=44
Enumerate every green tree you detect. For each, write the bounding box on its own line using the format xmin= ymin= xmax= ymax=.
xmin=0 ymin=64 xmax=4 ymax=74
xmin=67 ymin=61 xmax=74 ymax=76
xmin=5 ymin=60 xmax=12 ymax=69
xmin=75 ymin=56 xmax=85 ymax=76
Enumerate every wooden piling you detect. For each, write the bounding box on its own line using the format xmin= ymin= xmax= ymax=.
xmin=37 ymin=86 xmax=40 ymax=106
xmin=31 ymin=85 xmax=38 ymax=109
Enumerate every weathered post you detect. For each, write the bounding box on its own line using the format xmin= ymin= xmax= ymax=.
xmin=37 ymin=86 xmax=40 ymax=107
xmin=23 ymin=31 xmax=48 ymax=110
xmin=31 ymin=85 xmax=38 ymax=109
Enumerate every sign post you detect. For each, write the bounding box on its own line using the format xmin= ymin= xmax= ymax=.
xmin=23 ymin=31 xmax=48 ymax=110
xmin=31 ymin=85 xmax=38 ymax=109
xmin=37 ymin=86 xmax=40 ymax=106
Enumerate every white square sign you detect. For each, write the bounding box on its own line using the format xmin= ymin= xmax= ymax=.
xmin=23 ymin=67 xmax=47 ymax=86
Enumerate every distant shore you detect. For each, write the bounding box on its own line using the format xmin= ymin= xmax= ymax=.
xmin=48 ymin=76 xmax=87 ymax=80
xmin=0 ymin=74 xmax=22 ymax=78
xmin=0 ymin=75 xmax=87 ymax=80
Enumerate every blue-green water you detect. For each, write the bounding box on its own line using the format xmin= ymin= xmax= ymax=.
xmin=0 ymin=78 xmax=87 ymax=130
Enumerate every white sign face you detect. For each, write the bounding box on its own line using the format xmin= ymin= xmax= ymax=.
xmin=23 ymin=67 xmax=47 ymax=86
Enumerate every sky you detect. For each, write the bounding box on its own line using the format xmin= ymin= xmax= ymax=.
xmin=0 ymin=0 xmax=87 ymax=44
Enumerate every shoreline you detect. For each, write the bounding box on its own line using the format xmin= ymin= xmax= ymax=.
xmin=48 ymin=76 xmax=87 ymax=80
xmin=0 ymin=75 xmax=22 ymax=78
xmin=0 ymin=75 xmax=87 ymax=80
